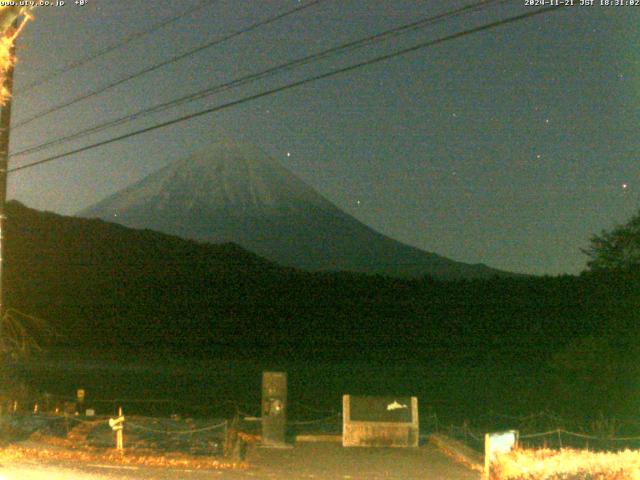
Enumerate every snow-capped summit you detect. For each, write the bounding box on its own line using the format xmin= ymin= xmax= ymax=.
xmin=79 ymin=140 xmax=506 ymax=279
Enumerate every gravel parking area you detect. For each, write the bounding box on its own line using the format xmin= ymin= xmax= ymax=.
xmin=0 ymin=441 xmax=480 ymax=480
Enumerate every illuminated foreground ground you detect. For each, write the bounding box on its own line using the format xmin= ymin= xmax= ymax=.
xmin=0 ymin=442 xmax=479 ymax=479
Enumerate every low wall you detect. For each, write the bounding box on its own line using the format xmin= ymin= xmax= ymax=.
xmin=429 ymin=433 xmax=484 ymax=471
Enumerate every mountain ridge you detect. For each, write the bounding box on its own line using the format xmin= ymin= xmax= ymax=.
xmin=79 ymin=140 xmax=511 ymax=279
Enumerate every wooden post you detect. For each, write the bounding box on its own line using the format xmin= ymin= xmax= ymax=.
xmin=483 ymin=433 xmax=491 ymax=480
xmin=109 ymin=407 xmax=125 ymax=452
xmin=77 ymin=388 xmax=85 ymax=416
xmin=342 ymin=395 xmax=350 ymax=447
xmin=116 ymin=406 xmax=124 ymax=452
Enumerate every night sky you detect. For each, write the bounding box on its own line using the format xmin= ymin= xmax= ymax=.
xmin=6 ymin=0 xmax=639 ymax=275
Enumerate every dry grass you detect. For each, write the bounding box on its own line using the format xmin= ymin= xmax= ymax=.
xmin=0 ymin=431 xmax=247 ymax=471
xmin=491 ymin=448 xmax=640 ymax=480
xmin=0 ymin=7 xmax=33 ymax=105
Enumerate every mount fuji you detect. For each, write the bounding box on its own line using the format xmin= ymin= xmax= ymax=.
xmin=79 ymin=140 xmax=506 ymax=279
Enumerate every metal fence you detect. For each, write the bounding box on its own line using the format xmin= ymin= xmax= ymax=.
xmin=440 ymin=411 xmax=640 ymax=453
xmin=0 ymin=411 xmax=229 ymax=456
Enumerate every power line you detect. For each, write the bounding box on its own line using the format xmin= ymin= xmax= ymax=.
xmin=11 ymin=0 xmax=506 ymax=159
xmin=15 ymin=0 xmax=218 ymax=95
xmin=8 ymin=5 xmax=568 ymax=175
xmin=12 ymin=0 xmax=327 ymax=129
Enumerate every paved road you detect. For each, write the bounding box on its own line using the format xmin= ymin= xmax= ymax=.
xmin=0 ymin=443 xmax=480 ymax=480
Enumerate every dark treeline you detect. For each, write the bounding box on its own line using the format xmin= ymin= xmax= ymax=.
xmin=4 ymin=201 xmax=639 ymax=421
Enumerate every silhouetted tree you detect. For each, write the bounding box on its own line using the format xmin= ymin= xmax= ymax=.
xmin=582 ymin=210 xmax=640 ymax=271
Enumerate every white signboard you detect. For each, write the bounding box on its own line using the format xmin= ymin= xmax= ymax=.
xmin=488 ymin=430 xmax=518 ymax=460
xmin=484 ymin=430 xmax=518 ymax=478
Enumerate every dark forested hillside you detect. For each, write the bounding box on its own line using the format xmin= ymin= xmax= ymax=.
xmin=5 ymin=200 xmax=638 ymax=358
xmin=4 ymin=200 xmax=640 ymax=418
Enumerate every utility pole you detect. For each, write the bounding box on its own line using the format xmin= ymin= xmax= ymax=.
xmin=0 ymin=19 xmax=17 ymax=325
xmin=0 ymin=7 xmax=32 ymax=332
